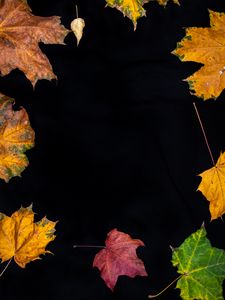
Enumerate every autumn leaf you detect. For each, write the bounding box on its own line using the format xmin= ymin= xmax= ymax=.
xmin=0 ymin=0 xmax=69 ymax=86
xmin=105 ymin=0 xmax=179 ymax=29
xmin=0 ymin=205 xmax=56 ymax=268
xmin=0 ymin=93 xmax=34 ymax=182
xmin=197 ymin=152 xmax=225 ymax=221
xmin=173 ymin=10 xmax=225 ymax=100
xmin=171 ymin=227 xmax=225 ymax=300
xmin=93 ymin=228 xmax=147 ymax=291
xmin=71 ymin=18 xmax=85 ymax=46
xmin=157 ymin=0 xmax=179 ymax=5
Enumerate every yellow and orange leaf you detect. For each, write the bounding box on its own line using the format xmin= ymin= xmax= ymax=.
xmin=0 ymin=205 xmax=56 ymax=268
xmin=173 ymin=10 xmax=225 ymax=100
xmin=0 ymin=93 xmax=34 ymax=182
xmin=105 ymin=0 xmax=179 ymax=30
xmin=198 ymin=152 xmax=225 ymax=220
xmin=0 ymin=0 xmax=69 ymax=86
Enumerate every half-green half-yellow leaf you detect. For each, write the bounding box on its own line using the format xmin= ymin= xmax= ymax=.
xmin=0 ymin=93 xmax=34 ymax=182
xmin=105 ymin=0 xmax=179 ymax=29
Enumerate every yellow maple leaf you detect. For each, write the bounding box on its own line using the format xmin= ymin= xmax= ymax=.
xmin=106 ymin=0 xmax=179 ymax=29
xmin=0 ymin=93 xmax=34 ymax=182
xmin=198 ymin=152 xmax=225 ymax=220
xmin=173 ymin=10 xmax=225 ymax=100
xmin=0 ymin=205 xmax=56 ymax=268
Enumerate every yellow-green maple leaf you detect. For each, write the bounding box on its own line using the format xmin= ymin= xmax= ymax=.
xmin=105 ymin=0 xmax=179 ymax=29
xmin=157 ymin=0 xmax=179 ymax=5
xmin=173 ymin=10 xmax=225 ymax=100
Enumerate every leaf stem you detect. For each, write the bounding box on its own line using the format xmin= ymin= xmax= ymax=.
xmin=75 ymin=5 xmax=79 ymax=18
xmin=0 ymin=258 xmax=12 ymax=278
xmin=73 ymin=245 xmax=105 ymax=248
xmin=148 ymin=274 xmax=184 ymax=298
xmin=193 ymin=102 xmax=215 ymax=166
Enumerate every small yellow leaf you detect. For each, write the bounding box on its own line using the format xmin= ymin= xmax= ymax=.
xmin=0 ymin=205 xmax=56 ymax=268
xmin=198 ymin=152 xmax=225 ymax=220
xmin=0 ymin=93 xmax=34 ymax=182
xmin=71 ymin=18 xmax=85 ymax=46
xmin=173 ymin=10 xmax=225 ymax=100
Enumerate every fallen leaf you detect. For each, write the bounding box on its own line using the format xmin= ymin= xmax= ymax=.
xmin=157 ymin=0 xmax=179 ymax=5
xmin=0 ymin=205 xmax=56 ymax=268
xmin=173 ymin=10 xmax=225 ymax=100
xmin=105 ymin=0 xmax=179 ymax=29
xmin=198 ymin=152 xmax=225 ymax=220
xmin=171 ymin=226 xmax=225 ymax=300
xmin=93 ymin=228 xmax=147 ymax=290
xmin=71 ymin=18 xmax=85 ymax=46
xmin=0 ymin=0 xmax=69 ymax=86
xmin=105 ymin=0 xmax=149 ymax=30
xmin=0 ymin=93 xmax=34 ymax=182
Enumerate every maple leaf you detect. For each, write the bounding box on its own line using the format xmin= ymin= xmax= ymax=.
xmin=171 ymin=227 xmax=225 ymax=300
xmin=0 ymin=93 xmax=34 ymax=182
xmin=157 ymin=0 xmax=179 ymax=5
xmin=0 ymin=205 xmax=56 ymax=268
xmin=0 ymin=0 xmax=69 ymax=86
xmin=197 ymin=152 xmax=225 ymax=221
xmin=93 ymin=228 xmax=147 ymax=291
xmin=172 ymin=10 xmax=225 ymax=100
xmin=105 ymin=0 xmax=179 ymax=29
xmin=105 ymin=0 xmax=150 ymax=30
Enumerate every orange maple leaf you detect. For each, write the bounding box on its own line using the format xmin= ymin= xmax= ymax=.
xmin=198 ymin=152 xmax=225 ymax=220
xmin=0 ymin=205 xmax=56 ymax=268
xmin=0 ymin=0 xmax=69 ymax=86
xmin=0 ymin=93 xmax=34 ymax=182
xmin=173 ymin=10 xmax=225 ymax=100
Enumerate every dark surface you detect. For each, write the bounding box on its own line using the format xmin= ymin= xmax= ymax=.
xmin=0 ymin=0 xmax=225 ymax=299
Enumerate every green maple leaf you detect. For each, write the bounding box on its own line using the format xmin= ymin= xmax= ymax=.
xmin=171 ymin=227 xmax=225 ymax=300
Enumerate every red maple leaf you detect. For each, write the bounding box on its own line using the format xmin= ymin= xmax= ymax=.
xmin=93 ymin=228 xmax=148 ymax=290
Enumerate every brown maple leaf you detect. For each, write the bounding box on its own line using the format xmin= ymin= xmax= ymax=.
xmin=0 ymin=93 xmax=34 ymax=182
xmin=0 ymin=0 xmax=69 ymax=86
xmin=0 ymin=205 xmax=56 ymax=268
xmin=93 ymin=228 xmax=148 ymax=290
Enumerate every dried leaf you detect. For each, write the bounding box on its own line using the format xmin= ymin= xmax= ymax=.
xmin=93 ymin=228 xmax=147 ymax=290
xmin=171 ymin=227 xmax=225 ymax=300
xmin=0 ymin=93 xmax=34 ymax=182
xmin=105 ymin=0 xmax=179 ymax=29
xmin=71 ymin=18 xmax=85 ymax=46
xmin=173 ymin=10 xmax=225 ymax=100
xmin=0 ymin=205 xmax=56 ymax=268
xmin=0 ymin=0 xmax=69 ymax=86
xmin=198 ymin=152 xmax=225 ymax=220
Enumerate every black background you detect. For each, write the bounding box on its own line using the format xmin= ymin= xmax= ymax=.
xmin=0 ymin=0 xmax=225 ymax=299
